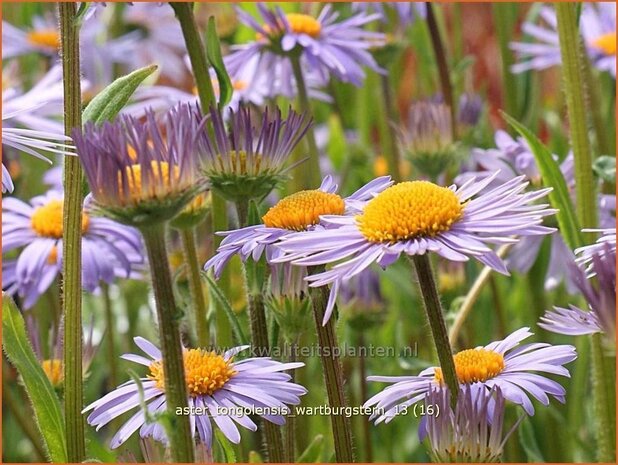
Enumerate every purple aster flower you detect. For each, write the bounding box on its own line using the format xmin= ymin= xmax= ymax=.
xmin=540 ymin=243 xmax=615 ymax=343
xmin=421 ymin=385 xmax=519 ymax=462
xmin=352 ymin=2 xmax=426 ymax=27
xmin=2 ymin=164 xmax=14 ymax=193
xmin=2 ymin=14 xmax=60 ymax=58
xmin=275 ymin=173 xmax=556 ymax=318
xmin=575 ymin=228 xmax=617 ymax=273
xmin=2 ymin=190 xmax=144 ymax=309
xmin=339 ymin=268 xmax=386 ymax=329
xmin=83 ymin=337 xmax=306 ymax=449
xmin=510 ymin=3 xmax=616 ymax=77
xmin=2 ymin=64 xmax=75 ymax=191
xmin=205 ymin=175 xmax=393 ymax=324
xmin=227 ymin=3 xmax=385 ymax=90
xmin=364 ymin=327 xmax=577 ymax=420
xmin=456 ymin=130 xmax=613 ymax=291
xmin=72 ymin=103 xmax=207 ymax=227
xmin=198 ymin=105 xmax=312 ymax=202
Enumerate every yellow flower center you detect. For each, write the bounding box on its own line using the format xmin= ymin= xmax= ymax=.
xmin=262 ymin=189 xmax=345 ymax=231
xmin=148 ymin=349 xmax=237 ymax=397
xmin=435 ymin=348 xmax=505 ymax=385
xmin=42 ymin=359 xmax=63 ymax=386
xmin=27 ymin=29 xmax=60 ymax=49
xmin=215 ymin=149 xmax=263 ymax=176
xmin=260 ymin=13 xmax=322 ymax=40
xmin=120 ymin=161 xmax=180 ymax=202
xmin=356 ymin=181 xmax=463 ymax=243
xmin=592 ymin=32 xmax=616 ymax=56
xmin=31 ymin=200 xmax=90 ymax=239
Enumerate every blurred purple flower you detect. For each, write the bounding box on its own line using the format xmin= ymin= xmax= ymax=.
xmin=364 ymin=327 xmax=576 ymax=420
xmin=226 ymin=3 xmax=385 ymax=93
xmin=352 ymin=2 xmax=426 ymax=27
xmin=510 ymin=3 xmax=616 ymax=77
xmin=83 ymin=338 xmax=306 ymax=449
xmin=274 ymin=173 xmax=556 ymax=320
xmin=2 ymin=190 xmax=144 ymax=309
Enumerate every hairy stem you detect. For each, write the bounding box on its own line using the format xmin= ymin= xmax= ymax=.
xmin=411 ymin=255 xmax=458 ymax=407
xmin=180 ymin=228 xmax=210 ymax=348
xmin=141 ymin=225 xmax=195 ymax=463
xmin=308 ymin=270 xmax=355 ymax=462
xmin=290 ymin=53 xmax=322 ymax=189
xmin=59 ymin=3 xmax=86 ymax=461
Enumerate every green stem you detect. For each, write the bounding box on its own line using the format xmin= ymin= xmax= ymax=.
xmin=449 ymin=244 xmax=513 ymax=347
xmin=234 ymin=200 xmax=284 ymax=463
xmin=307 ymin=270 xmax=355 ymax=462
xmin=425 ymin=2 xmax=456 ymax=140
xmin=141 ymin=225 xmax=195 ymax=463
xmin=556 ymin=5 xmax=612 ymax=460
xmin=59 ymin=3 xmax=86 ymax=461
xmin=170 ymin=2 xmax=217 ymax=111
xmin=290 ymin=53 xmax=322 ymax=189
xmin=180 ymin=228 xmax=210 ymax=348
xmin=378 ymin=73 xmax=402 ymax=182
xmin=583 ymin=53 xmax=612 ymax=156
xmin=411 ymin=255 xmax=458 ymax=407
xmin=555 ymin=3 xmax=597 ymax=234
xmin=101 ymin=283 xmax=118 ymax=390
xmin=590 ymin=333 xmax=615 ymax=461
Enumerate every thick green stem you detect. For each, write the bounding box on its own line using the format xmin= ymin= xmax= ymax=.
xmin=425 ymin=3 xmax=456 ymax=140
xmin=170 ymin=2 xmax=217 ymax=111
xmin=555 ymin=3 xmax=597 ymax=234
xmin=234 ymin=200 xmax=284 ymax=463
xmin=411 ymin=255 xmax=458 ymax=407
xmin=141 ymin=225 xmax=195 ymax=463
xmin=556 ymin=5 xmax=613 ymax=460
xmin=59 ymin=3 xmax=86 ymax=461
xmin=101 ymin=283 xmax=118 ymax=390
xmin=307 ymin=272 xmax=355 ymax=462
xmin=290 ymin=54 xmax=322 ymax=189
xmin=180 ymin=228 xmax=210 ymax=348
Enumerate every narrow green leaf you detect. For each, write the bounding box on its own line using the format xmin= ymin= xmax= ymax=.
xmin=82 ymin=64 xmax=158 ymax=125
xmin=204 ymin=273 xmax=249 ymax=345
xmin=297 ymin=434 xmax=324 ymax=463
xmin=2 ymin=294 xmax=68 ymax=463
xmin=502 ymin=111 xmax=583 ymax=250
xmin=215 ymin=429 xmax=237 ymax=463
xmin=206 ymin=16 xmax=232 ymax=108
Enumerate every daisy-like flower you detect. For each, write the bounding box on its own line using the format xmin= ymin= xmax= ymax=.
xmin=510 ymin=3 xmax=616 ymax=77
xmin=2 ymin=164 xmax=14 ymax=193
xmin=2 ymin=64 xmax=75 ymax=191
xmin=2 ymin=190 xmax=144 ymax=309
xmin=421 ymin=386 xmax=519 ymax=463
xmin=227 ymin=3 xmax=385 ymax=89
xmin=575 ymin=228 xmax=617 ymax=272
xmin=275 ymin=173 xmax=556 ymax=317
xmin=2 ymin=14 xmax=60 ymax=58
xmin=205 ymin=175 xmax=393 ymax=325
xmin=540 ymin=243 xmax=615 ymax=344
xmin=364 ymin=327 xmax=577 ymax=422
xmin=456 ymin=131 xmax=615 ymax=291
xmin=198 ymin=105 xmax=311 ymax=203
xmin=72 ymin=103 xmax=207 ymax=228
xmin=351 ymin=2 xmax=426 ymax=27
xmin=83 ymin=338 xmax=306 ymax=449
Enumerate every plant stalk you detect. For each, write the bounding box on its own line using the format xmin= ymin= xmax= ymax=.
xmin=307 ymin=270 xmax=355 ymax=462
xmin=411 ymin=255 xmax=458 ymax=407
xmin=425 ymin=2 xmax=456 ymax=140
xmin=141 ymin=225 xmax=195 ymax=463
xmin=290 ymin=53 xmax=322 ymax=189
xmin=59 ymin=3 xmax=86 ymax=461
xmin=180 ymin=228 xmax=210 ymax=348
